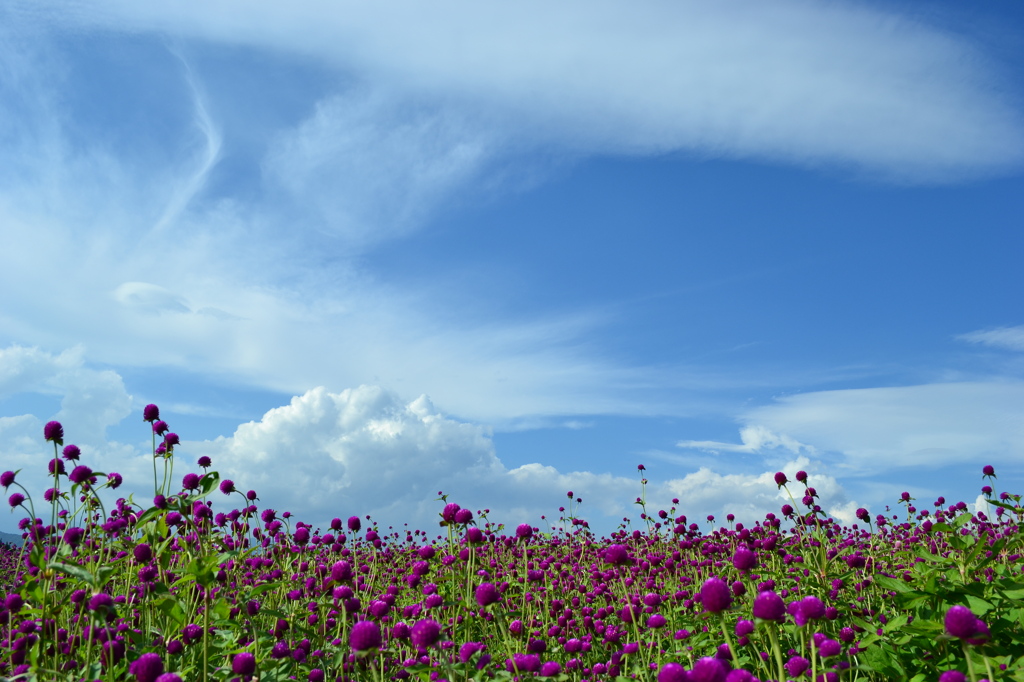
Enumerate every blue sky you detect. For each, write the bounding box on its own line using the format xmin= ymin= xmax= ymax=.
xmin=1 ymin=0 xmax=1023 ymax=536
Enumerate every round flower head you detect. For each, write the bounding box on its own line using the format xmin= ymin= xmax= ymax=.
xmin=88 ymin=592 xmax=115 ymax=613
xmin=130 ymin=652 xmax=164 ymax=682
xmin=732 ymin=547 xmax=758 ymax=571
xmin=515 ymin=523 xmax=533 ymax=540
xmin=411 ymin=618 xmax=441 ymax=649
xmin=347 ymin=516 xmax=361 ymax=532
xmin=232 ymin=652 xmax=256 ymax=675
xmin=700 ymin=577 xmax=732 ymax=613
xmin=134 ymin=543 xmax=153 ymax=563
xmin=454 ymin=508 xmax=473 ymax=524
xmin=795 ymin=470 xmax=808 ymax=482
xmin=540 ymin=661 xmax=561 ymax=677
xmin=442 ymin=502 xmax=460 ymax=522
xmin=0 ymin=471 xmax=15 ymax=488
xmin=938 ymin=672 xmax=966 ymax=682
xmin=197 ymin=456 xmax=211 ymax=468
xmin=647 ymin=614 xmax=667 ymax=628
xmin=153 ymin=421 xmax=169 ymax=436
xmin=785 ymin=656 xmax=810 ymax=678
xmin=983 ymin=464 xmax=995 ymax=477
xmin=855 ymin=507 xmax=870 ymax=523
xmin=465 ymin=527 xmax=484 ymax=544
xmin=511 ymin=654 xmax=541 ymax=674
xmin=8 ymin=492 xmax=25 ymax=509
xmin=799 ymin=595 xmax=826 ymax=621
xmin=818 ymin=638 xmax=842 ymax=658
xmin=603 ymin=544 xmax=631 ymax=566
xmin=44 ymin=420 xmax=64 ymax=445
xmin=143 ymin=404 xmax=160 ymax=422
xmin=944 ymin=605 xmax=978 ymax=639
xmin=690 ymin=657 xmax=726 ymax=682
xmin=475 ymin=582 xmax=500 ymax=607
xmin=657 ymin=663 xmax=689 ymax=682
xmin=219 ymin=479 xmax=235 ymax=495
xmin=69 ymin=465 xmax=93 ymax=485
xmin=330 ymin=561 xmax=353 ymax=582
xmin=49 ymin=458 xmax=65 ymax=475
xmin=107 ymin=472 xmax=123 ymax=489
xmin=774 ymin=471 xmax=788 ymax=487
xmin=164 ymin=433 xmax=179 ymax=447
xmin=350 ymin=620 xmax=382 ymax=651
xmin=752 ymin=590 xmax=786 ymax=621
xmin=155 ymin=675 xmax=182 ymax=682
xmin=182 ymin=473 xmax=200 ymax=491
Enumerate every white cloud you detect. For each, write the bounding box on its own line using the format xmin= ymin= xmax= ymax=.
xmin=958 ymin=326 xmax=1024 ymax=352
xmin=192 ymin=385 xmax=639 ymax=533
xmin=18 ymin=0 xmax=1024 ymax=180
xmin=658 ymin=456 xmax=856 ymax=526
xmin=678 ymin=424 xmax=813 ymax=455
xmin=739 ymin=382 xmax=1024 ymax=473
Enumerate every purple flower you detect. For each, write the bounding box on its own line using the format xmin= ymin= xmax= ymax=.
xmin=938 ymin=672 xmax=967 ymax=682
xmin=69 ymin=465 xmax=93 ymax=485
xmin=182 ymin=474 xmax=200 ymax=491
xmin=153 ymin=421 xmax=169 ymax=436
xmin=465 ymin=527 xmax=484 ymax=544
xmin=944 ymin=605 xmax=978 ymax=639
xmin=349 ymin=620 xmax=382 ymax=651
xmin=510 ymin=654 xmax=541 ymax=674
xmin=540 ymin=661 xmax=561 ymax=677
xmin=515 ymin=523 xmax=533 ymax=540
xmin=752 ymin=590 xmax=786 ymax=621
xmin=130 ymin=652 xmax=164 ymax=682
xmin=411 ymin=618 xmax=441 ymax=649
xmin=774 ymin=471 xmax=788 ymax=487
xmin=155 ymin=676 xmax=182 ymax=682
xmin=8 ymin=492 xmax=25 ymax=509
xmin=143 ymin=404 xmax=160 ymax=422
xmin=475 ymin=582 xmax=500 ymax=607
xmin=647 ymin=614 xmax=667 ymax=628
xmin=44 ymin=420 xmax=64 ymax=445
xmin=657 ymin=663 xmax=689 ymax=682
xmin=442 ymin=502 xmax=460 ymax=522
xmin=982 ymin=465 xmax=995 ymax=477
xmin=164 ymin=433 xmax=179 ymax=448
xmin=0 ymin=471 xmax=14 ymax=488
xmin=197 ymin=456 xmax=211 ymax=468
xmin=107 ymin=472 xmax=122 ymax=489
xmin=347 ymin=516 xmax=361 ymax=532
xmin=62 ymin=445 xmax=81 ymax=462
xmin=603 ymin=544 xmax=631 ymax=566
xmin=219 ymin=479 xmax=235 ymax=495
xmin=48 ymin=458 xmax=65 ymax=475
xmin=799 ymin=595 xmax=826 ymax=621
xmin=795 ymin=470 xmax=808 ymax=482
xmin=88 ymin=592 xmax=115 ymax=613
xmin=735 ymin=620 xmax=755 ymax=637
xmin=62 ymin=527 xmax=85 ymax=548
xmin=700 ymin=577 xmax=732 ymax=613
xmin=231 ymin=652 xmax=256 ymax=675
xmin=785 ymin=656 xmax=810 ymax=678
xmin=454 ymin=508 xmax=473 ymax=524
xmin=460 ymin=642 xmax=485 ymax=663
xmin=732 ymin=547 xmax=757 ymax=571
xmin=330 ymin=561 xmax=352 ymax=582
xmin=818 ymin=638 xmax=842 ymax=658
xmin=690 ymin=657 xmax=726 ymax=682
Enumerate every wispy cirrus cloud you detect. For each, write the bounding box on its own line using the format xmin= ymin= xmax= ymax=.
xmin=958 ymin=326 xmax=1024 ymax=353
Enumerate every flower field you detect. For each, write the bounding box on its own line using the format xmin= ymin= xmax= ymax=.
xmin=1 ymin=406 xmax=1023 ymax=681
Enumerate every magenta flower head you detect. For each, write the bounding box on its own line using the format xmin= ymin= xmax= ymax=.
xmin=442 ymin=502 xmax=460 ymax=522
xmin=219 ymin=479 xmax=235 ymax=495
xmin=182 ymin=473 xmax=200 ymax=491
xmin=855 ymin=507 xmax=870 ymax=523
xmin=515 ymin=523 xmax=533 ymax=541
xmin=143 ymin=404 xmax=160 ymax=422
xmin=657 ymin=662 xmax=689 ymax=682
xmin=197 ymin=456 xmax=211 ymax=468
xmin=411 ymin=618 xmax=441 ymax=649
xmin=690 ymin=657 xmax=727 ymax=682
xmin=62 ymin=444 xmax=80 ymax=461
xmin=785 ymin=656 xmax=810 ymax=678
xmin=0 ymin=471 xmax=15 ymax=488
xmin=134 ymin=543 xmax=153 ymax=563
xmin=465 ymin=527 xmax=484 ymax=544
xmin=69 ymin=465 xmax=93 ymax=485
xmin=107 ymin=472 xmax=122 ymax=489
xmin=795 ymin=470 xmax=808 ymax=483
xmin=331 ymin=560 xmax=353 ymax=582
xmin=944 ymin=605 xmax=979 ymax=639
xmin=164 ymin=433 xmax=179 ymax=448
xmin=774 ymin=471 xmax=788 ymax=487
xmin=153 ymin=421 xmax=169 ymax=436
xmin=454 ymin=508 xmax=473 ymax=524
xmin=752 ymin=590 xmax=786 ymax=621
xmin=540 ymin=661 xmax=561 ymax=677
xmin=603 ymin=544 xmax=631 ymax=566
xmin=347 ymin=516 xmax=361 ymax=532
xmin=88 ymin=592 xmax=115 ymax=614
xmin=982 ymin=465 xmax=996 ymax=478
xmin=700 ymin=577 xmax=732 ymax=613
xmin=350 ymin=620 xmax=382 ymax=652
xmin=130 ymin=652 xmax=164 ymax=682
xmin=49 ymin=458 xmax=65 ymax=475
xmin=938 ymin=672 xmax=967 ymax=682
xmin=8 ymin=492 xmax=25 ymax=509
xmin=44 ymin=420 xmax=64 ymax=445
xmin=231 ymin=652 xmax=256 ymax=676
xmin=732 ymin=547 xmax=758 ymax=572
xmin=475 ymin=582 xmax=500 ymax=608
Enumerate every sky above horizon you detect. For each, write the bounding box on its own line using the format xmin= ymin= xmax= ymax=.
xmin=1 ymin=0 xmax=1023 ymax=537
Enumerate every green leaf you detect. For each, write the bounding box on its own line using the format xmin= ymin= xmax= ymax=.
xmin=47 ymin=560 xmax=97 ymax=588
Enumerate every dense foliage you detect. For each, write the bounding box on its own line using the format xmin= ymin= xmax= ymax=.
xmin=1 ymin=406 xmax=1022 ymax=681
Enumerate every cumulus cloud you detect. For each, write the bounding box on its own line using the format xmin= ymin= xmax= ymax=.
xmin=192 ymin=385 xmax=640 ymax=534
xmin=17 ymin=0 xmax=1024 ymax=180
xmin=958 ymin=326 xmax=1024 ymax=352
